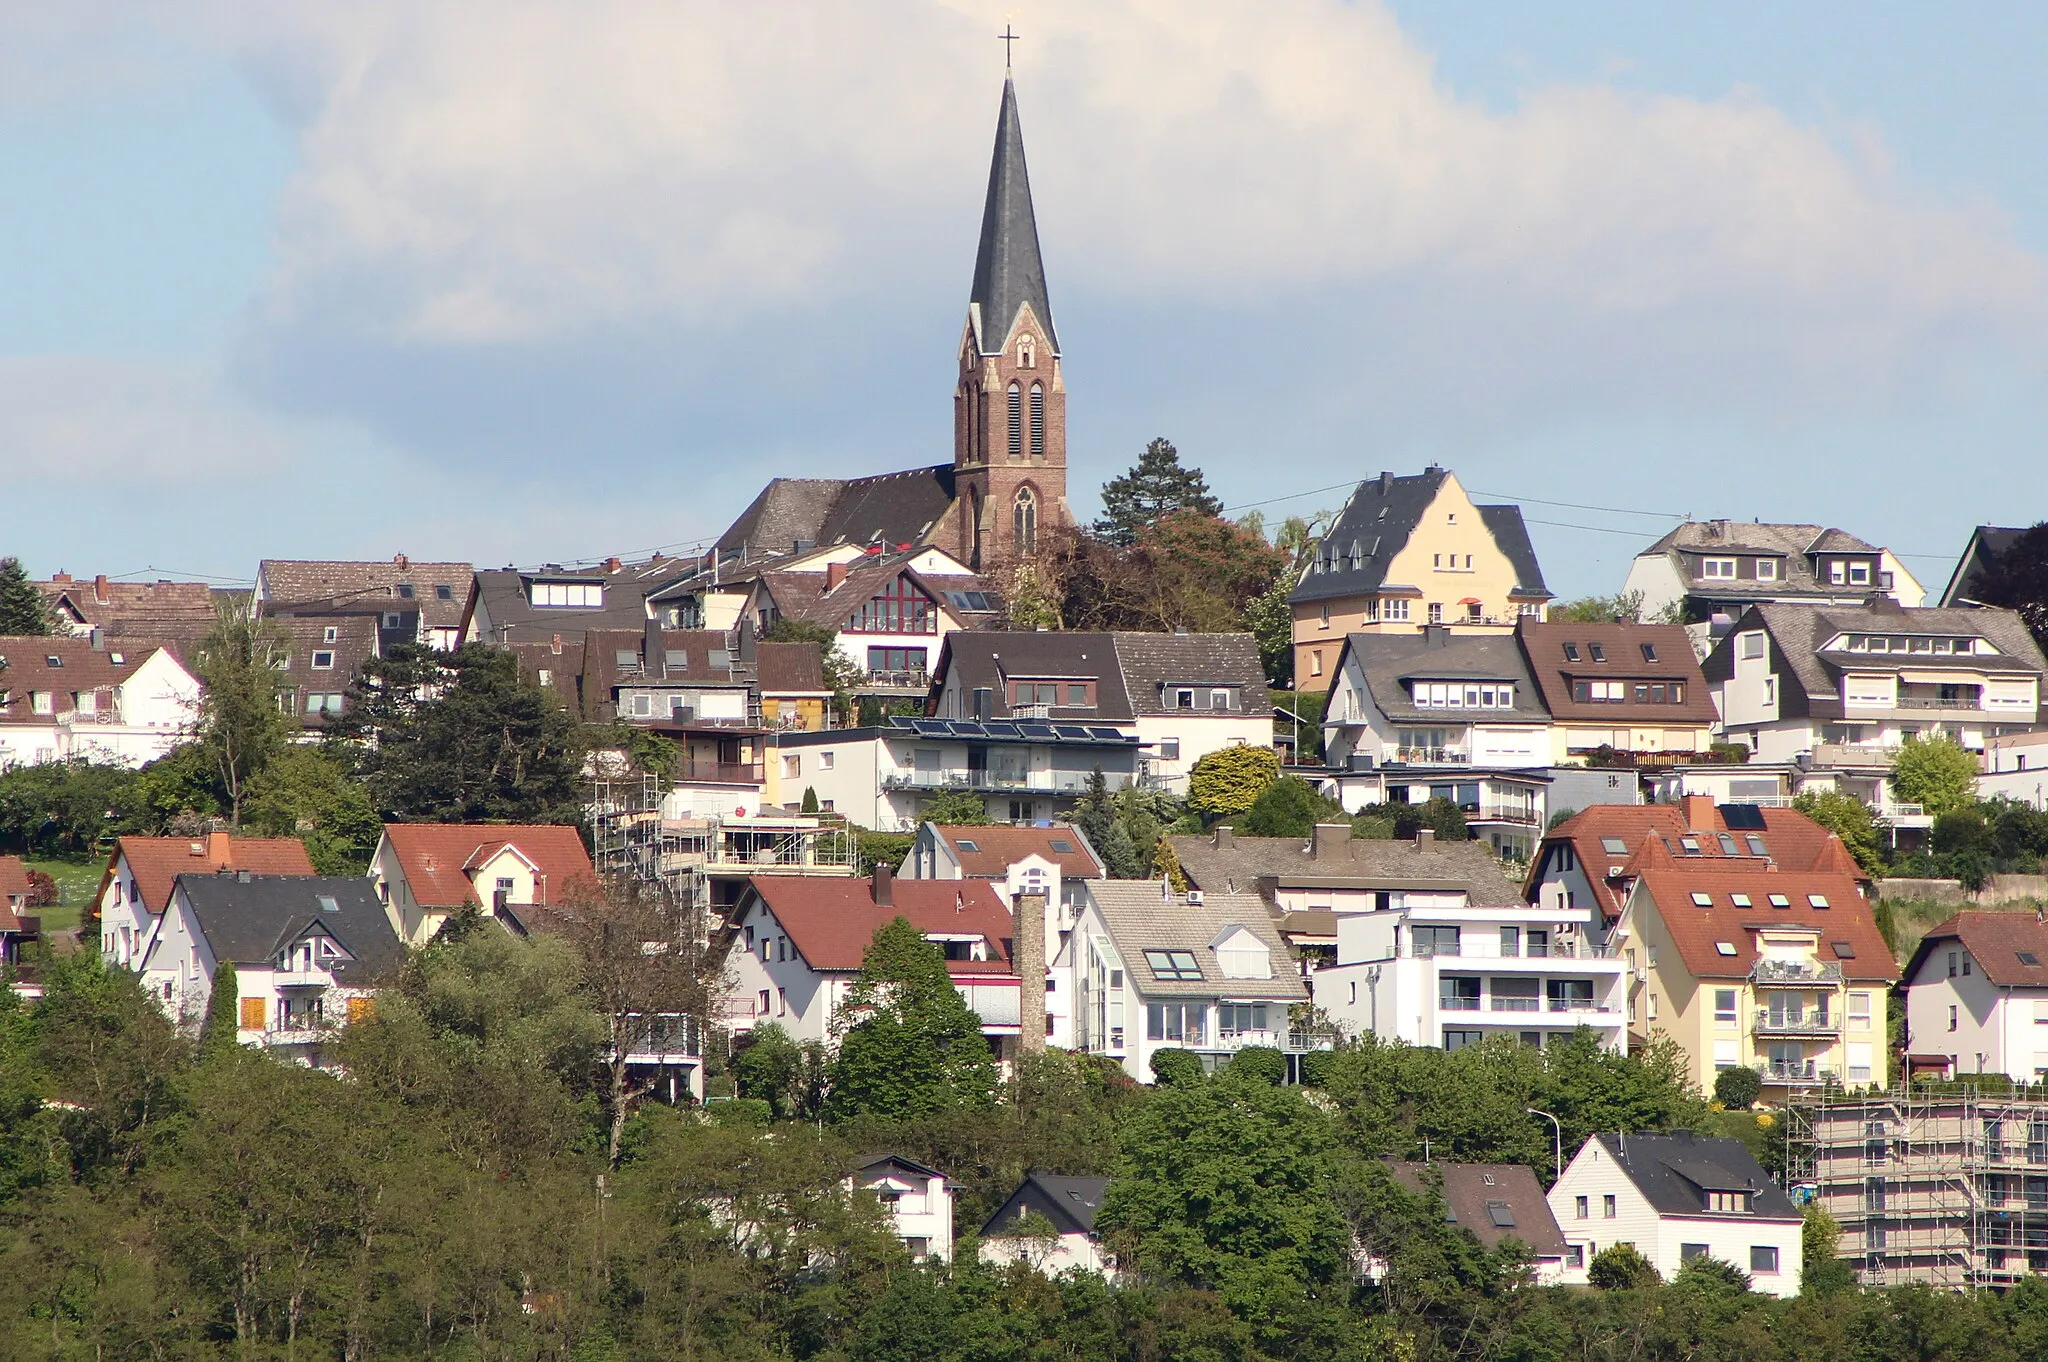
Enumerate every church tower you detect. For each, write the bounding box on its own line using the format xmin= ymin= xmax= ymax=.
xmin=951 ymin=75 xmax=1067 ymax=570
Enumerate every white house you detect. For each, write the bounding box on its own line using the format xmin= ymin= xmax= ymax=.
xmin=1621 ymin=521 xmax=1924 ymax=631
xmin=900 ymin=822 xmax=1104 ymax=967
xmin=0 ymin=638 xmax=199 ymax=770
xmin=368 ymin=823 xmax=598 ymax=945
xmin=723 ymin=868 xmax=1026 ymax=1057
xmin=1547 ymin=1131 xmax=1803 ymax=1296
xmin=854 ymin=1153 xmax=955 ymax=1260
xmin=1061 ymin=881 xmax=1314 ymax=1083
xmin=978 ymin=1173 xmax=1114 ymax=1278
xmin=1304 ymin=827 xmax=1628 ymax=1053
xmin=97 ymin=833 xmax=316 ymax=969
xmin=135 ymin=873 xmax=405 ymax=1067
xmin=1902 ymin=913 xmax=2048 ymax=1081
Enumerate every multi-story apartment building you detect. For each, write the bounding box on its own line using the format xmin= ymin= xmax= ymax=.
xmin=1514 ymin=620 xmax=1717 ymax=766
xmin=1622 ymin=520 xmax=1924 ymax=627
xmin=1288 ymin=467 xmax=1550 ymax=692
xmin=1609 ymin=837 xmax=1896 ymax=1096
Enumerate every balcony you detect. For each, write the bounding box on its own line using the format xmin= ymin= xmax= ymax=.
xmin=1404 ymin=941 xmax=1620 ymax=962
xmin=1763 ymin=1060 xmax=1838 ymax=1086
xmin=1389 ymin=747 xmax=1470 ymax=765
xmin=1751 ymin=959 xmax=1843 ymax=986
xmin=1754 ymin=1008 xmax=1841 ymax=1036
xmin=861 ymin=669 xmax=931 ymax=692
xmin=1196 ymin=1029 xmax=1336 ymax=1054
xmin=271 ymin=969 xmax=331 ymax=989
xmin=1473 ymin=805 xmax=1542 ymax=826
xmin=676 ymin=760 xmax=765 ymax=785
xmin=881 ymin=769 xmax=1133 ymax=794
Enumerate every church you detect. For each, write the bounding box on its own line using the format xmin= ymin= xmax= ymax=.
xmin=714 ymin=76 xmax=1069 ymax=573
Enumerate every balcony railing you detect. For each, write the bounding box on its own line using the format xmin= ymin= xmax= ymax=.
xmin=1754 ymin=1009 xmax=1840 ymax=1036
xmin=1197 ymin=1029 xmax=1335 ymax=1053
xmin=677 ymin=761 xmax=765 ymax=784
xmin=1751 ymin=959 xmax=1844 ymax=986
xmin=1474 ymin=805 xmax=1542 ymax=826
xmin=882 ymin=770 xmax=1132 ymax=794
xmin=1895 ymin=695 xmax=1983 ymax=711
xmin=1440 ymin=995 xmax=1482 ymax=1012
xmin=1406 ymin=941 xmax=1621 ymax=961
xmin=862 ymin=669 xmax=931 ymax=690
xmin=1763 ymin=1060 xmax=1836 ymax=1085
xmin=1391 ymin=747 xmax=1470 ymax=764
xmin=1489 ymin=996 xmax=1541 ymax=1012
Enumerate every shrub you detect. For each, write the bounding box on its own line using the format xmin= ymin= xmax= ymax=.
xmin=1227 ymin=1046 xmax=1286 ymax=1085
xmin=1150 ymin=1047 xmax=1204 ymax=1086
xmin=1714 ymin=1066 xmax=1763 ymax=1111
xmin=1588 ymin=1241 xmax=1661 ymax=1290
xmin=1188 ymin=744 xmax=1280 ymax=817
xmin=1240 ymin=777 xmax=1344 ymax=838
xmin=710 ymin=1097 xmax=772 ymax=1126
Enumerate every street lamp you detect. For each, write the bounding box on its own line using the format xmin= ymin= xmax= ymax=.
xmin=1526 ymin=1108 xmax=1563 ymax=1182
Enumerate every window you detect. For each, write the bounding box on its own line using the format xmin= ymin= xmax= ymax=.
xmin=1715 ymin=989 xmax=1738 ymax=1024
xmin=1575 ymin=1195 xmax=1589 ymax=1219
xmin=1691 ymin=892 xmax=1714 ymax=907
xmin=1948 ymin=950 xmax=1958 ymax=978
xmin=1750 ymin=1246 xmax=1779 ymax=1274
xmin=1603 ymin=1195 xmax=1617 ymax=1218
xmin=1384 ymin=598 xmax=1410 ymax=621
xmin=1769 ymin=894 xmax=1791 ymax=909
xmin=1739 ymin=632 xmax=1766 ymax=660
xmin=1441 ymin=1028 xmax=1483 ymax=1051
xmin=1808 ymin=894 xmax=1830 ymax=909
xmin=1680 ymin=1243 xmax=1710 ymax=1263
xmin=1142 ymin=949 xmax=1204 ymax=981
xmin=530 ymin=581 xmax=602 ymax=608
xmin=782 ymin=754 xmax=801 ymax=778
xmin=436 ymin=584 xmax=454 ymax=600
xmin=1730 ymin=893 xmax=1752 ymax=907
xmin=1157 ymin=738 xmax=1181 ymax=761
xmin=1411 ymin=925 xmax=1460 ymax=957
xmin=1707 ymin=1190 xmax=1748 ymax=1212
xmin=1849 ymin=992 xmax=1871 ymax=1026
xmin=1310 ymin=650 xmax=1323 ymax=676
xmin=1702 ymin=558 xmax=1737 ymax=579
xmin=1755 ymin=558 xmax=1779 ymax=582
xmin=1849 ymin=562 xmax=1870 ymax=586
xmin=1146 ymin=1002 xmax=1206 ymax=1044
xmin=846 ymin=574 xmax=936 ymax=634
xmin=1439 ymin=977 xmax=1481 ymax=1012
xmin=1428 ymin=602 xmax=1444 ymax=624
xmin=1600 ymin=836 xmax=1628 ymax=857
xmin=1014 ymin=487 xmax=1038 ymax=553
xmin=1639 ymin=641 xmax=1659 ymax=662
xmin=1565 ymin=1244 xmax=1585 ymax=1269
xmin=1006 ymin=382 xmax=1023 ymax=458
xmin=1218 ymin=1002 xmax=1270 ymax=1036
xmin=1210 ymin=688 xmax=1231 ymax=710
xmin=304 ymin=693 xmax=344 ymax=716
xmin=1950 ymin=1005 xmax=1959 ymax=1032
xmin=1176 ymin=688 xmax=1194 ymax=709
xmin=1485 ymin=1201 xmax=1516 ymax=1228
xmin=311 ymin=650 xmax=336 ymax=670
xmin=866 ymin=645 xmax=928 ymax=676
xmin=820 ymin=751 xmax=835 ymax=771
xmin=322 ymin=625 xmax=338 ymax=643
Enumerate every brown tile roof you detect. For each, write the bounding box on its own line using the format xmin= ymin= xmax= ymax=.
xmin=258 ymin=558 xmax=473 ymax=631
xmin=1909 ymin=912 xmax=2048 ymax=988
xmin=1386 ymin=1161 xmax=1566 ymax=1257
xmin=101 ymin=834 xmax=317 ymax=917
xmin=381 ymin=823 xmax=596 ymax=909
xmin=928 ymin=824 xmax=1105 ymax=879
xmin=757 ymin=558 xmax=1002 ymax=631
xmin=37 ymin=575 xmax=219 ymax=632
xmin=1515 ymin=620 xmax=1717 ymax=725
xmin=746 ymin=875 xmax=1014 ymax=973
xmin=277 ymin=615 xmax=378 ymax=729
xmin=1629 ymin=839 xmax=1895 ymax=982
xmin=0 ymin=855 xmax=34 ymax=929
xmin=0 ymin=637 xmax=170 ymax=727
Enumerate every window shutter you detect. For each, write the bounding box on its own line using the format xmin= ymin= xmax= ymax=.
xmin=346 ymin=996 xmax=376 ymax=1025
xmin=240 ymin=996 xmax=266 ymax=1031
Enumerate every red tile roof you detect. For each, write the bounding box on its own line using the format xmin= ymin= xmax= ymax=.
xmin=746 ymin=876 xmax=1014 ymax=974
xmin=100 ymin=834 xmax=317 ymax=918
xmin=1909 ymin=912 xmax=2048 ymax=988
xmin=1630 ymin=839 xmax=1895 ymax=982
xmin=0 ymin=855 xmax=34 ymax=929
xmin=381 ymin=824 xmax=596 ymax=909
xmin=929 ymin=824 xmax=1105 ymax=880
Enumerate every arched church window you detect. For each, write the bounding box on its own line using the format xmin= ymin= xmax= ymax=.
xmin=1014 ymin=487 xmax=1038 ymax=555
xmin=1029 ymin=384 xmax=1044 ymax=459
xmin=1007 ymin=383 xmax=1023 ymax=460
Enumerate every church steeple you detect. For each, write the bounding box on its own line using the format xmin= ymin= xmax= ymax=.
xmin=968 ymin=78 xmax=1058 ymax=357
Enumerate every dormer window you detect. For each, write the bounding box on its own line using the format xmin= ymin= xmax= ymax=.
xmin=1755 ymin=559 xmax=1779 ymax=582
xmin=1706 ymin=1190 xmax=1750 ymax=1213
xmin=1849 ymin=562 xmax=1871 ymax=585
xmin=1701 ymin=558 xmax=1737 ymax=580
xmin=530 ymin=580 xmax=603 ymax=608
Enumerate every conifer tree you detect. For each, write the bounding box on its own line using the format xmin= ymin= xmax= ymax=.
xmin=1093 ymin=438 xmax=1222 ymax=546
xmin=0 ymin=558 xmax=51 ymax=635
xmin=198 ymin=960 xmax=240 ymax=1060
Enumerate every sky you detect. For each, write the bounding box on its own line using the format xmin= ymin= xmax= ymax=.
xmin=4 ymin=1 xmax=2046 ymax=601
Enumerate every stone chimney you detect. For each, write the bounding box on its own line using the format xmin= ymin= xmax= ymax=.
xmin=1014 ymin=890 xmax=1048 ymax=1055
xmin=871 ymin=863 xmax=894 ymax=907
xmin=207 ymin=829 xmax=232 ymax=866
xmin=1212 ymin=826 xmax=1235 ymax=850
xmin=1682 ymin=793 xmax=1717 ymax=831
xmin=1311 ymin=823 xmax=1352 ymax=862
xmin=826 ymin=561 xmax=849 ymax=591
xmin=1415 ymin=828 xmax=1436 ymax=849
xmin=1422 ymin=624 xmax=1451 ymax=649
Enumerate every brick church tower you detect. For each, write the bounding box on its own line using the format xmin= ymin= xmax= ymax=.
xmin=951 ymin=76 xmax=1068 ymax=570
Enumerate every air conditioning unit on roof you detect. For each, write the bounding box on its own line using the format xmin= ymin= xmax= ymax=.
xmin=1185 ymin=890 xmax=1204 ymax=905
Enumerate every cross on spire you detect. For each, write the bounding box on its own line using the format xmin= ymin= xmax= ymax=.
xmin=999 ymin=25 xmax=1019 ymax=70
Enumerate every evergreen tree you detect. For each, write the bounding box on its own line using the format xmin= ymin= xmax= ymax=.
xmin=1093 ymin=438 xmax=1222 ymax=546
xmin=197 ymin=960 xmax=240 ymax=1061
xmin=1073 ymin=767 xmax=1116 ymax=853
xmin=0 ymin=558 xmax=50 ymax=635
xmin=825 ymin=917 xmax=997 ymax=1121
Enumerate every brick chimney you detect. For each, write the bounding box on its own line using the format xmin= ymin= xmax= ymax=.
xmin=604 ymin=556 xmax=622 ymax=573
xmin=50 ymin=571 xmax=70 ymax=584
xmin=871 ymin=863 xmax=894 ymax=907
xmin=394 ymin=554 xmax=410 ymax=569
xmin=206 ymin=829 xmax=232 ymax=866
xmin=826 ymin=561 xmax=849 ymax=591
xmin=1311 ymin=823 xmax=1352 ymax=862
xmin=93 ymin=574 xmax=108 ymax=604
xmin=1682 ymin=793 xmax=1717 ymax=831
xmin=1015 ymin=890 xmax=1048 ymax=1055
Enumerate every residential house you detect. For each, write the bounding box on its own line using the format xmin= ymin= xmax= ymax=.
xmin=1062 ymin=880 xmax=1311 ymax=1083
xmin=1287 ymin=467 xmax=1551 ymax=692
xmin=928 ymin=630 xmax=1274 ymax=797
xmin=1979 ymin=730 xmax=2048 ymax=808
xmin=854 ymin=1154 xmax=955 ymax=1260
xmin=1607 ymin=837 xmax=1897 ymax=1095
xmin=770 ymin=718 xmax=1143 ymax=831
xmin=35 ymin=572 xmax=220 ymax=639
xmin=979 ymin=1172 xmax=1114 ymax=1277
xmin=0 ymin=856 xmax=39 ymax=964
xmin=368 ymin=823 xmax=598 ymax=945
xmin=1385 ymin=1161 xmax=1574 ymax=1286
xmin=722 ymin=868 xmax=1024 ymax=1058
xmin=1622 ymin=520 xmax=1924 ymax=631
xmin=278 ymin=614 xmax=380 ymax=728
xmin=462 ymin=554 xmax=698 ymax=647
xmin=1294 ymin=825 xmax=1627 ymax=1053
xmin=1318 ymin=628 xmax=1552 ymax=858
xmin=1514 ymin=620 xmax=1716 ymax=766
xmin=255 ymin=556 xmax=473 ymax=728
xmin=136 ymin=873 xmax=405 ymax=1066
xmin=1702 ymin=600 xmax=2047 ymax=831
xmin=1937 ymin=525 xmax=2029 ymax=608
xmin=0 ymin=636 xmax=199 ymax=769
xmin=899 ymin=821 xmax=1104 ymax=962
xmin=1902 ymin=913 xmax=2048 ymax=1081
xmin=1548 ymin=1131 xmax=1803 ymax=1296
xmin=97 ymin=832 xmax=318 ymax=967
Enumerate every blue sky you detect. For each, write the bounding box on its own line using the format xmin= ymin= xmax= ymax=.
xmin=4 ymin=2 xmax=2044 ymax=601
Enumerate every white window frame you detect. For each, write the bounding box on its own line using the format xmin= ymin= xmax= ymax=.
xmin=1701 ymin=558 xmax=1737 ymax=580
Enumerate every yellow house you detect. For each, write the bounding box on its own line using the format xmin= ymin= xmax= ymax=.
xmin=1611 ymin=839 xmax=1897 ymax=1098
xmin=1289 ymin=467 xmax=1551 ymax=691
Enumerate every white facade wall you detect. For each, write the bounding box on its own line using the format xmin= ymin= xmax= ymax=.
xmin=1620 ymin=556 xmax=1688 ymax=623
xmin=0 ymin=649 xmax=199 ymax=770
xmin=856 ymin=1164 xmax=955 ymax=1260
xmin=98 ymin=851 xmax=155 ymax=968
xmin=1904 ymin=946 xmax=2048 ymax=1080
xmin=1130 ymin=714 xmax=1271 ymax=795
xmin=980 ymin=1230 xmax=1110 ymax=1277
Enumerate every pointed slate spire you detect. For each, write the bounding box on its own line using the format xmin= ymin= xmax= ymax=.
xmin=969 ymin=78 xmax=1057 ymax=357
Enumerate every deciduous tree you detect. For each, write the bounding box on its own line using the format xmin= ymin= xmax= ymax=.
xmin=1792 ymin=790 xmax=1886 ymax=874
xmin=1890 ymin=733 xmax=1980 ymax=818
xmin=825 ymin=917 xmax=997 ymax=1122
xmin=1241 ymin=776 xmax=1343 ymax=837
xmin=191 ymin=602 xmax=294 ymax=829
xmin=1188 ymin=745 xmax=1280 ymax=817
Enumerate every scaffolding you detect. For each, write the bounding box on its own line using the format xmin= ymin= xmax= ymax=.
xmin=1793 ymin=1084 xmax=2048 ymax=1290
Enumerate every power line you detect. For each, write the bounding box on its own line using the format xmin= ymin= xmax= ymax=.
xmin=1220 ymin=480 xmax=1359 ymax=514
xmin=103 ymin=565 xmax=255 ymax=585
xmin=1522 ymin=517 xmax=1664 ymax=538
xmin=1468 ymin=488 xmax=1687 ymax=520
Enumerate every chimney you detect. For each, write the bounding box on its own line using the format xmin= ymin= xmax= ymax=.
xmin=1416 ymin=828 xmax=1436 ymax=848
xmin=872 ymin=863 xmax=894 ymax=907
xmin=1423 ymin=624 xmax=1451 ymax=649
xmin=394 ymin=553 xmax=410 ymax=569
xmin=1378 ymin=470 xmax=1393 ymax=494
xmin=93 ymin=574 xmax=108 ymax=604
xmin=1015 ymin=890 xmax=1048 ymax=1055
xmin=237 ymin=869 xmax=253 ymax=884
xmin=1212 ymin=826 xmax=1235 ymax=850
xmin=207 ymin=830 xmax=232 ymax=866
xmin=50 ymin=571 xmax=70 ymax=584
xmin=1311 ymin=822 xmax=1352 ymax=863
xmin=1682 ymin=793 xmax=1717 ymax=831
xmin=604 ymin=556 xmax=622 ymax=573
xmin=826 ymin=561 xmax=849 ymax=591
xmin=644 ymin=617 xmax=664 ymax=673
xmin=550 ymin=633 xmax=563 ymax=656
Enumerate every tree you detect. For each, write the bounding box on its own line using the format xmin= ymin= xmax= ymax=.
xmin=1791 ymin=790 xmax=1886 ymax=875
xmin=1548 ymin=591 xmax=1645 ymax=623
xmin=1188 ymin=745 xmax=1280 ymax=818
xmin=1073 ymin=768 xmax=1116 ymax=853
xmin=801 ymin=786 xmax=820 ymax=814
xmin=1150 ymin=1047 xmax=1204 ymax=1086
xmin=0 ymin=557 xmax=51 ymax=635
xmin=241 ymin=745 xmax=381 ymax=874
xmin=197 ymin=961 xmax=240 ymax=1062
xmin=919 ymin=789 xmax=990 ymax=826
xmin=1240 ymin=776 xmax=1343 ymax=837
xmin=1151 ymin=835 xmax=1189 ymax=892
xmin=1587 ymin=1241 xmax=1660 ymax=1289
xmin=1672 ymin=1253 xmax=1751 ymax=1295
xmin=733 ymin=1022 xmax=805 ymax=1119
xmin=1125 ymin=511 xmax=1289 ymax=634
xmin=1714 ymin=1065 xmax=1762 ymax=1111
xmin=1890 ymin=733 xmax=1980 ymax=818
xmin=1093 ymin=438 xmax=1221 ymax=546
xmin=1968 ymin=521 xmax=2048 ymax=645
xmin=825 ymin=917 xmax=997 ymax=1121
xmin=1242 ymin=575 xmax=1296 ymax=687
xmin=191 ymin=603 xmax=294 ymax=830
xmin=1802 ymin=1203 xmax=1856 ymax=1296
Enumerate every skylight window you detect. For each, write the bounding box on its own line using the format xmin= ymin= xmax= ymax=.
xmin=1832 ymin=941 xmax=1856 ymax=959
xmin=316 ymin=895 xmax=340 ymax=913
xmin=1716 ymin=941 xmax=1738 ymax=956
xmin=1680 ymin=838 xmax=1701 ymax=855
xmin=1768 ymin=894 xmax=1791 ymax=909
xmin=1563 ymin=644 xmax=1581 ymax=661
xmin=45 ymin=655 xmax=61 ymax=667
xmin=1731 ymin=894 xmax=1752 ymax=908
xmin=1143 ymin=949 xmax=1204 ymax=981
xmin=1049 ymin=839 xmax=1074 ymax=853
xmin=1640 ymin=642 xmax=1659 ymax=662
xmin=1809 ymin=895 xmax=1831 ymax=909
xmin=1601 ymin=836 xmax=1629 ymax=856
xmin=2021 ymin=952 xmax=2041 ymax=967
xmin=1745 ymin=835 xmax=1769 ymax=856
xmin=1691 ymin=892 xmax=1715 ymax=907
xmin=1486 ymin=1201 xmax=1517 ymax=1228
xmin=1589 ymin=643 xmax=1606 ymax=662
xmin=956 ymin=839 xmax=979 ymax=853
xmin=1717 ymin=834 xmax=1739 ymax=855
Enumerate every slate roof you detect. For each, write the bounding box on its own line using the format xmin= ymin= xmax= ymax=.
xmin=1589 ymin=1131 xmax=1800 ymax=1221
xmin=171 ymin=874 xmax=404 ymax=983
xmin=744 ymin=876 xmax=1014 ymax=974
xmin=1083 ymin=882 xmax=1305 ymax=1002
xmin=1290 ymin=469 xmax=1549 ymax=606
xmin=37 ymin=575 xmax=218 ymax=633
xmin=923 ymin=824 xmax=1105 ymax=880
xmin=1634 ymin=522 xmax=1890 ymax=603
xmin=101 ymin=835 xmax=316 ymax=917
xmin=1335 ymin=631 xmax=1548 ymax=724
xmin=380 ymin=824 xmax=596 ymax=909
xmin=1941 ymin=526 xmax=2029 ymax=608
xmin=0 ymin=636 xmax=168 ymax=726
xmin=930 ymin=632 xmax=1272 ymax=722
xmin=1387 ymin=1161 xmax=1567 ymax=1257
xmin=1111 ymin=633 xmax=1275 ymax=718
xmin=1628 ymin=840 xmax=1895 ymax=983
xmin=1907 ymin=912 xmax=2048 ymax=989
xmin=1169 ymin=829 xmax=1523 ymax=906
xmin=277 ymin=614 xmax=378 ymax=729
xmin=979 ymin=1172 xmax=1112 ymax=1238
xmin=568 ymin=628 xmax=825 ymax=722
xmin=1515 ymin=621 xmax=1718 ymax=726
xmin=969 ymin=77 xmax=1057 ymax=355
xmin=257 ymin=559 xmax=473 ymax=632
xmin=463 ymin=556 xmax=698 ymax=646
xmin=715 ymin=468 xmax=961 ymax=561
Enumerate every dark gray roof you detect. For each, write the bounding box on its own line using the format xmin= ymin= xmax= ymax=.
xmin=935 ymin=631 xmax=1135 ymax=720
xmin=171 ymin=874 xmax=405 ymax=984
xmin=1387 ymin=1161 xmax=1567 ymax=1257
xmin=1288 ymin=470 xmax=1549 ymax=606
xmin=1337 ymin=631 xmax=1548 ymax=724
xmin=715 ymin=467 xmax=959 ymax=563
xmin=969 ymin=78 xmax=1057 ymax=356
xmin=1701 ymin=601 xmax=2048 ymax=712
xmin=1109 ymin=633 xmax=1273 ymax=717
xmin=1634 ymin=521 xmax=1895 ymax=605
xmin=1477 ymin=504 xmax=1551 ymax=598
xmin=979 ymin=1171 xmax=1112 ymax=1238
xmin=1941 ymin=525 xmax=2029 ymax=608
xmin=1168 ymin=829 xmax=1524 ymax=906
xmin=1592 ymin=1131 xmax=1799 ymax=1221
xmin=465 ymin=557 xmax=697 ymax=646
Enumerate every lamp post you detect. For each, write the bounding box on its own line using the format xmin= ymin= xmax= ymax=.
xmin=1527 ymin=1108 xmax=1563 ymax=1182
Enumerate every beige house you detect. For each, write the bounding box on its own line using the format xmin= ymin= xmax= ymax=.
xmin=1287 ymin=467 xmax=1550 ymax=691
xmin=368 ymin=823 xmax=597 ymax=944
xmin=1610 ymin=837 xmax=1897 ymax=1097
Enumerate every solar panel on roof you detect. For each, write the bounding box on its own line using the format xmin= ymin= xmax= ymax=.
xmin=948 ymin=720 xmax=987 ymax=737
xmin=1018 ymin=722 xmax=1056 ymax=738
xmin=984 ymin=722 xmax=1021 ymax=738
xmin=1088 ymin=726 xmax=1126 ymax=740
xmin=1720 ymin=803 xmax=1768 ymax=830
xmin=911 ymin=719 xmax=950 ymax=736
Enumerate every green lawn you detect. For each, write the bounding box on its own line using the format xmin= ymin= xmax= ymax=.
xmin=23 ymin=857 xmax=105 ymax=936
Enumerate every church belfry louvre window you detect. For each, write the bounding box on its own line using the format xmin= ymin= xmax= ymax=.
xmin=1015 ymin=487 xmax=1038 ymax=554
xmin=1029 ymin=384 xmax=1044 ymax=458
xmin=1007 ymin=383 xmax=1024 ymax=459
